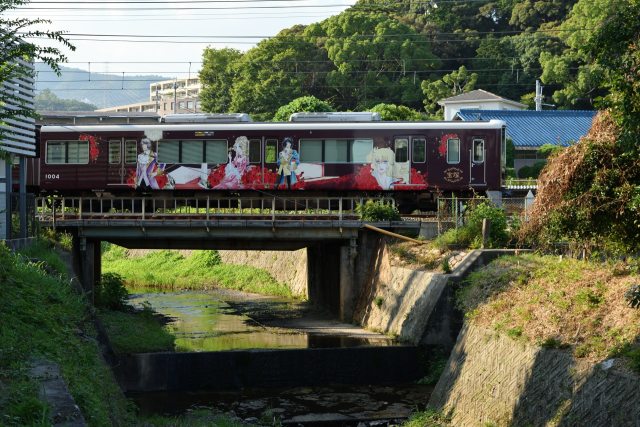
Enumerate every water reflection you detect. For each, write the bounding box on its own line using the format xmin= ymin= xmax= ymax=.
xmin=127 ymin=290 xmax=393 ymax=352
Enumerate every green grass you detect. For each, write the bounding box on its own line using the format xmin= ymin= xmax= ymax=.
xmin=0 ymin=243 xmax=135 ymax=426
xmin=102 ymin=245 xmax=293 ymax=297
xmin=16 ymin=238 xmax=68 ymax=278
xmin=98 ymin=307 xmax=175 ymax=354
xmin=403 ymin=408 xmax=450 ymax=426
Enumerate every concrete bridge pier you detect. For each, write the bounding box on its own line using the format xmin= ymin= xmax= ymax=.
xmin=72 ymin=234 xmax=101 ymax=303
xmin=307 ymin=231 xmax=379 ymax=322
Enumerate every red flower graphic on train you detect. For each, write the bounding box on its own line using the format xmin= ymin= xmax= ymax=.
xmin=126 ymin=170 xmax=137 ymax=187
xmin=154 ymin=167 xmax=169 ymax=189
xmin=439 ymin=133 xmax=458 ymax=158
xmin=207 ymin=164 xmax=227 ymax=188
xmin=80 ymin=134 xmax=100 ymax=162
xmin=353 ymin=165 xmax=379 ymax=190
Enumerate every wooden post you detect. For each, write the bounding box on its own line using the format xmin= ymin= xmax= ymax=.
xmin=482 ymin=218 xmax=491 ymax=249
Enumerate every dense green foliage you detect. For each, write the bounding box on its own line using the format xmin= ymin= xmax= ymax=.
xmin=272 ymin=96 xmax=335 ymax=122
xmin=102 ymin=245 xmax=292 ymax=297
xmin=0 ymin=243 xmax=134 ymax=425
xmin=356 ymin=200 xmax=401 ymax=221
xmin=95 ymin=272 xmax=129 ymax=310
xmin=196 ymin=0 xmax=624 ymax=118
xmin=435 ymin=199 xmax=509 ymax=250
xmin=368 ymin=103 xmax=425 ymax=121
xmin=35 ymin=89 xmax=96 ymax=112
xmin=522 ymin=0 xmax=640 ymax=254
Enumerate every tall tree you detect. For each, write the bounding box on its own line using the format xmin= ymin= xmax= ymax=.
xmin=421 ymin=66 xmax=478 ymax=117
xmin=539 ymin=0 xmax=615 ymax=108
xmin=272 ymin=96 xmax=335 ymax=122
xmin=229 ymin=25 xmax=330 ymax=119
xmin=1 ymin=0 xmax=74 ymax=140
xmin=199 ymin=47 xmax=242 ymax=113
xmin=315 ymin=12 xmax=439 ymax=110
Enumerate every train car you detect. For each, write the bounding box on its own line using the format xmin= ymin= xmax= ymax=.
xmin=35 ymin=113 xmax=506 ymax=211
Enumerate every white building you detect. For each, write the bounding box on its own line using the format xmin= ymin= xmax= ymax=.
xmin=97 ymin=77 xmax=202 ymax=115
xmin=438 ymin=89 xmax=526 ymax=121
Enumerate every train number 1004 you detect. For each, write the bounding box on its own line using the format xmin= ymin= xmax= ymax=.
xmin=45 ymin=174 xmax=60 ymax=180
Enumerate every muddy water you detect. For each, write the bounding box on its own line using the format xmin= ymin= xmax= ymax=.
xmin=127 ymin=289 xmax=394 ymax=351
xmin=127 ymin=289 xmax=433 ymax=425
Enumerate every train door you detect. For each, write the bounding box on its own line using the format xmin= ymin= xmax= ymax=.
xmin=394 ymin=137 xmax=410 ymax=185
xmin=469 ymin=137 xmax=486 ymax=185
xmin=107 ymin=138 xmax=137 ymax=187
xmin=247 ymin=137 xmax=262 ymax=186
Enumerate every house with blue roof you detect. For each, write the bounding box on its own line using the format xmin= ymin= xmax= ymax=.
xmin=455 ymin=109 xmax=597 ymax=176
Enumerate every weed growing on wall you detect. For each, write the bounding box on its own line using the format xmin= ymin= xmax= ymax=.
xmin=356 ymin=200 xmax=401 ymax=221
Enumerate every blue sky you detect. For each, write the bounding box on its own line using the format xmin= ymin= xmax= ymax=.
xmin=10 ymin=0 xmax=357 ymax=77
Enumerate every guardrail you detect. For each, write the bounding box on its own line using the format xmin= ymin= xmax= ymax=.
xmin=35 ymin=195 xmax=396 ymax=224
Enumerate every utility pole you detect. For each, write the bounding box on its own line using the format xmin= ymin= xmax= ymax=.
xmin=155 ymin=87 xmax=159 ymax=113
xmin=535 ymin=80 xmax=543 ymax=111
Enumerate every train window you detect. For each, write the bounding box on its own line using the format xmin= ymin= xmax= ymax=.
xmin=69 ymin=141 xmax=90 ymax=164
xmin=249 ymin=139 xmax=261 ymax=163
xmin=473 ymin=139 xmax=485 ymax=163
xmin=125 ymin=140 xmax=137 ymax=164
xmin=182 ymin=140 xmax=203 ymax=163
xmin=205 ymin=139 xmax=227 ymax=164
xmin=447 ymin=138 xmax=460 ymax=164
xmin=158 ymin=140 xmax=180 ymax=163
xmin=300 ymin=140 xmax=322 ymax=162
xmin=46 ymin=141 xmax=66 ymax=164
xmin=325 ymin=139 xmax=349 ymax=163
xmin=108 ymin=140 xmax=121 ymax=164
xmin=412 ymin=138 xmax=426 ymax=163
xmin=395 ymin=138 xmax=408 ymax=163
xmin=350 ymin=139 xmax=373 ymax=163
xmin=265 ymin=139 xmax=278 ymax=162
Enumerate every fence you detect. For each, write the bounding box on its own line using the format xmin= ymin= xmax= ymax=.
xmin=34 ymin=195 xmax=397 ymax=223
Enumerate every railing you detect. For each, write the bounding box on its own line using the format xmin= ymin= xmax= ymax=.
xmin=35 ymin=195 xmax=396 ymax=224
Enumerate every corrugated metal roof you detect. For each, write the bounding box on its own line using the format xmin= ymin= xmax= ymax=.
xmin=456 ymin=109 xmax=597 ymax=148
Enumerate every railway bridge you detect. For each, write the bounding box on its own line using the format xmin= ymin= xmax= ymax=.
xmin=37 ymin=195 xmax=420 ymax=320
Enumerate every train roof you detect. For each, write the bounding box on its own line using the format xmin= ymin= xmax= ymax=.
xmin=40 ymin=119 xmax=506 ymax=133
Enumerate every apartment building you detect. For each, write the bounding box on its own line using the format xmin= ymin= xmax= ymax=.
xmin=97 ymin=77 xmax=202 ymax=115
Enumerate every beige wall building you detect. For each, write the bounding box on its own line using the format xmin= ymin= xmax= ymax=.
xmin=97 ymin=77 xmax=202 ymax=115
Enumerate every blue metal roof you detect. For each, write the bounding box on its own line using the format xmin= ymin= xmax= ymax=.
xmin=456 ymin=109 xmax=597 ymax=148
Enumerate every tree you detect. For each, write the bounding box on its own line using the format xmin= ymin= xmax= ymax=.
xmin=229 ymin=25 xmax=330 ymax=119
xmin=35 ymin=89 xmax=96 ymax=111
xmin=199 ymin=47 xmax=242 ymax=113
xmin=1 ymin=0 xmax=74 ymax=141
xmin=316 ymin=12 xmax=439 ymax=110
xmin=272 ymin=96 xmax=335 ymax=122
xmin=539 ymin=0 xmax=615 ymax=108
xmin=421 ymin=66 xmax=478 ymax=117
xmin=368 ymin=103 xmax=425 ymax=121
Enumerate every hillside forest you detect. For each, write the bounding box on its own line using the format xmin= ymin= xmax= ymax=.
xmin=197 ymin=0 xmax=617 ymax=120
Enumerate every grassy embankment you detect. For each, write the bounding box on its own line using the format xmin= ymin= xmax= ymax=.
xmin=101 ymin=244 xmax=292 ymax=298
xmin=0 ymin=239 xmax=134 ymax=426
xmin=0 ymin=238 xmax=250 ymax=426
xmin=457 ymin=254 xmax=640 ymax=370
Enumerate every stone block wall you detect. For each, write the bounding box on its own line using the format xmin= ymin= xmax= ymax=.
xmin=430 ymin=324 xmax=640 ymax=426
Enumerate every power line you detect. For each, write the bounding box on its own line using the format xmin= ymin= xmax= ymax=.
xmin=14 ymin=3 xmax=356 ymax=11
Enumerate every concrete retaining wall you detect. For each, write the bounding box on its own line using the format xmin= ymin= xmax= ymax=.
xmin=218 ymin=249 xmax=308 ymax=298
xmin=429 ymin=324 xmax=640 ymax=426
xmin=117 ymin=346 xmax=425 ymax=392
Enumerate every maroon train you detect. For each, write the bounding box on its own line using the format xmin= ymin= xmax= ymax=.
xmin=25 ymin=113 xmax=506 ymax=211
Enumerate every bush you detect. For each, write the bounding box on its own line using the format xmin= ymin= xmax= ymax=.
xmin=96 ymin=272 xmax=129 ymax=310
xmin=356 ymin=200 xmax=401 ymax=221
xmin=434 ymin=199 xmax=509 ymax=250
